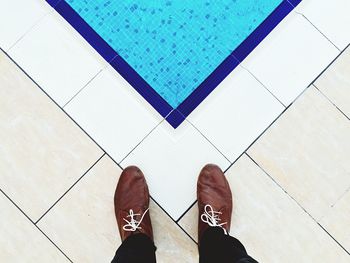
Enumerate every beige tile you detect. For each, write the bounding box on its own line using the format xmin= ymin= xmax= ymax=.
xmin=320 ymin=189 xmax=350 ymax=252
xmin=0 ymin=192 xmax=69 ymax=262
xmin=0 ymin=51 xmax=103 ymax=221
xmin=315 ymin=47 xmax=350 ymax=118
xmin=38 ymin=156 xmax=198 ymax=263
xmin=179 ymin=155 xmax=350 ymax=262
xmin=248 ymin=87 xmax=350 ymax=221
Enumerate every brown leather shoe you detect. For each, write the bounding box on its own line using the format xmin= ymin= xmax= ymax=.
xmin=114 ymin=166 xmax=153 ymax=241
xmin=197 ymin=164 xmax=233 ymax=243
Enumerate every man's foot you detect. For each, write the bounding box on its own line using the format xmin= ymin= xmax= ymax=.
xmin=197 ymin=164 xmax=233 ymax=244
xmin=114 ymin=166 xmax=153 ymax=241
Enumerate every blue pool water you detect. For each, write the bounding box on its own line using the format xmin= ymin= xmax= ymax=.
xmin=66 ymin=0 xmax=283 ymax=108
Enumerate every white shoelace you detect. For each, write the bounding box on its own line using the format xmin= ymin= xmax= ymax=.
xmin=122 ymin=208 xmax=149 ymax=232
xmin=200 ymin=204 xmax=228 ymax=235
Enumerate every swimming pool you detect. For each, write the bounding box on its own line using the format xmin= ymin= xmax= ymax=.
xmin=47 ymin=0 xmax=301 ymax=128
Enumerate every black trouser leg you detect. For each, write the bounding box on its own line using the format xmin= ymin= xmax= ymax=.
xmin=199 ymin=227 xmax=258 ymax=263
xmin=111 ymin=234 xmax=156 ymax=263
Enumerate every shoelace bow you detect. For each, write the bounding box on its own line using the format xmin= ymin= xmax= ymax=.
xmin=122 ymin=208 xmax=149 ymax=232
xmin=200 ymin=204 xmax=228 ymax=235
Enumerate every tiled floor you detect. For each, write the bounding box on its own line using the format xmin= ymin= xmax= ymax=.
xmin=1 ymin=0 xmax=350 ymax=262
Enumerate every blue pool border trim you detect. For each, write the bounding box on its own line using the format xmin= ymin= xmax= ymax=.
xmin=47 ymin=0 xmax=301 ymax=128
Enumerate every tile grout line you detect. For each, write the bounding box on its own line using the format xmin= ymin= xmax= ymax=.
xmin=317 ymin=223 xmax=350 ymax=257
xmin=0 ymin=189 xmax=73 ymax=263
xmin=187 ymin=119 xmax=232 ymax=164
xmin=119 ymin=108 xmax=200 ymax=165
xmin=65 ymin=54 xmax=120 ymax=114
xmin=329 ymin=186 xmax=350 ymax=210
xmin=174 ymin=219 xmax=198 ymax=245
xmin=294 ymin=12 xmax=341 ymax=52
xmin=313 ymin=84 xmax=350 ymax=121
xmin=238 ymin=64 xmax=287 ymax=108
xmin=63 ymin=53 xmax=119 ymax=109
xmin=223 ymin=102 xmax=293 ymax=173
xmin=35 ymin=153 xmax=106 ymax=225
xmin=6 ymin=9 xmax=55 ymax=53
xmin=63 ymin=67 xmax=106 ymax=109
xmin=307 ymin=43 xmax=349 ymax=87
xmin=296 ymin=43 xmax=350 ymax=122
xmin=176 ymin=200 xmax=198 ymax=224
xmin=150 ymin=196 xmax=198 ymax=245
xmin=245 ymin=153 xmax=350 ymax=256
xmin=118 ymin=118 xmax=166 ymax=165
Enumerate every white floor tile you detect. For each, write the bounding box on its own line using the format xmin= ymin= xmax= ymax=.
xmin=0 ymin=193 xmax=69 ymax=262
xmin=0 ymin=0 xmax=51 ymax=51
xmin=241 ymin=12 xmax=339 ymax=106
xmin=179 ymin=155 xmax=350 ymax=262
xmin=296 ymin=0 xmax=350 ymax=50
xmin=189 ymin=66 xmax=284 ymax=162
xmin=38 ymin=156 xmax=198 ymax=263
xmin=8 ymin=11 xmax=106 ymax=106
xmin=121 ymin=120 xmax=230 ymax=220
xmin=65 ymin=67 xmax=163 ymax=163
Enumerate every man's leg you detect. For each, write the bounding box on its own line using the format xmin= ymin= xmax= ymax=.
xmin=113 ymin=166 xmax=156 ymax=262
xmin=111 ymin=234 xmax=156 ymax=263
xmin=199 ymin=227 xmax=258 ymax=263
xmin=197 ymin=164 xmax=258 ymax=263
